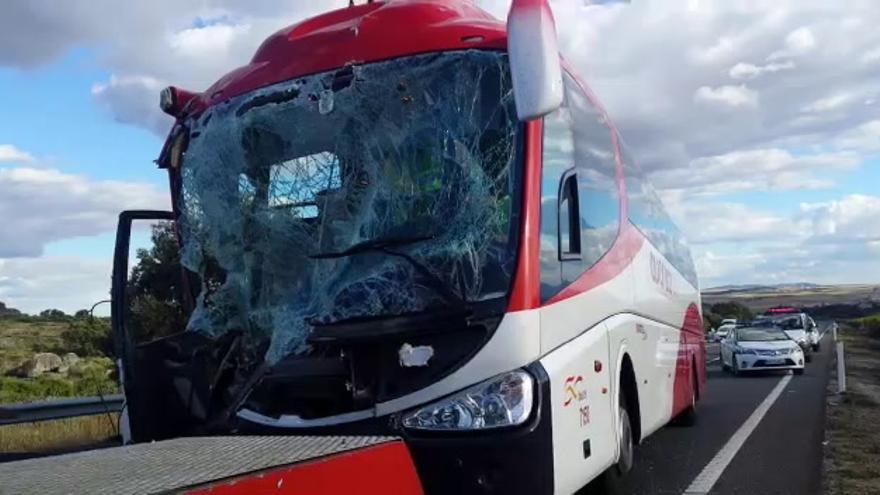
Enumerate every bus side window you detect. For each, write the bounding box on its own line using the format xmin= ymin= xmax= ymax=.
xmin=539 ymin=93 xmax=577 ymax=300
xmin=539 ymin=74 xmax=621 ymax=301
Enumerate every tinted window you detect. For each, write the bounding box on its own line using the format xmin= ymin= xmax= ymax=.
xmin=539 ymin=75 xmax=620 ymax=301
xmin=621 ymin=145 xmax=698 ymax=287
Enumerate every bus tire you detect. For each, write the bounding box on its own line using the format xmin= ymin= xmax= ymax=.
xmin=591 ymin=383 xmax=637 ymax=493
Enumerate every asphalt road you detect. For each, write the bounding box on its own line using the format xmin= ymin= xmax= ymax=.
xmin=591 ymin=324 xmax=833 ymax=495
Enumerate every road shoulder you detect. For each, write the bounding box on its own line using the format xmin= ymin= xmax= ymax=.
xmin=822 ymin=325 xmax=880 ymax=494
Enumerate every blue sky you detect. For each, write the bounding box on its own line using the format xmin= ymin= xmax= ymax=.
xmin=0 ymin=0 xmax=878 ymax=314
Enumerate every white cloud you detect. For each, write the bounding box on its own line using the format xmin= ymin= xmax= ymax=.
xmin=168 ymin=23 xmax=251 ymax=60
xmin=797 ymin=194 xmax=880 ymax=243
xmin=694 ymin=84 xmax=758 ymax=107
xmin=651 ymin=148 xmax=858 ymax=196
xmin=0 ymin=144 xmax=34 ymax=163
xmin=682 ymin=194 xmax=880 ymax=287
xmin=0 ymin=256 xmax=111 ymax=315
xmin=92 ymin=74 xmax=173 ymax=136
xmin=786 ymin=27 xmax=815 ymax=52
xmin=802 ymin=93 xmax=853 ymax=113
xmin=0 ymin=166 xmax=168 ymax=257
xmin=830 ymin=119 xmax=880 ymax=153
xmin=665 ymin=199 xmax=792 ymax=244
xmin=729 ymin=60 xmax=795 ymax=80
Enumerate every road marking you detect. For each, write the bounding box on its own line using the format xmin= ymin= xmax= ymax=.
xmin=707 ymin=357 xmax=720 ymax=364
xmin=683 ymin=373 xmax=793 ymax=495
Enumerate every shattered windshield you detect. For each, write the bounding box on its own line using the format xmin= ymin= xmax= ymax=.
xmin=178 ymin=50 xmax=521 ymax=365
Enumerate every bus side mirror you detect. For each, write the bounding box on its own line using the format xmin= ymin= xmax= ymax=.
xmin=507 ymin=0 xmax=564 ymax=121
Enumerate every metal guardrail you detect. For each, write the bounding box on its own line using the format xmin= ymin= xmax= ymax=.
xmin=0 ymin=394 xmax=124 ymax=427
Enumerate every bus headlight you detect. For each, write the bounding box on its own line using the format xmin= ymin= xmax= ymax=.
xmin=402 ymin=370 xmax=534 ymax=431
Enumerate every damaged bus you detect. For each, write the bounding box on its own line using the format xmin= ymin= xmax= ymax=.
xmin=111 ymin=1 xmax=704 ymax=493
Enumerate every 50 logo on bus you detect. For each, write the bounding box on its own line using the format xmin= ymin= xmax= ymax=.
xmin=563 ymin=375 xmax=586 ymax=407
xmin=649 ymin=252 xmax=675 ymax=296
xmin=563 ymin=375 xmax=591 ymax=427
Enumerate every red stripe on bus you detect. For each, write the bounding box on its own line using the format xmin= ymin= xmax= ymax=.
xmin=671 ymin=303 xmax=705 ymax=416
xmin=543 ymin=222 xmax=645 ymax=306
xmin=507 ymin=120 xmax=545 ymax=312
xmin=185 ymin=441 xmax=423 ymax=495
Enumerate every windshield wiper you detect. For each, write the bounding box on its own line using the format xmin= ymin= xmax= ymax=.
xmin=309 ymin=234 xmax=467 ymax=307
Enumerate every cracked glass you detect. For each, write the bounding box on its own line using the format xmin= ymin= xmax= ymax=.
xmin=177 ymin=50 xmax=521 ymax=366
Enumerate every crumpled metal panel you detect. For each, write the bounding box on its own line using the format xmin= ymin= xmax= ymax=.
xmin=0 ymin=436 xmax=398 ymax=495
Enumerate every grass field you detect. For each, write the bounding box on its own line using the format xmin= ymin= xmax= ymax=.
xmin=0 ymin=416 xmax=119 ymax=454
xmin=0 ymin=317 xmax=119 ymax=453
xmin=0 ymin=319 xmax=67 ymax=376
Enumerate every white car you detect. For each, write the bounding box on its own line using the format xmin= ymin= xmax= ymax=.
xmin=758 ymin=312 xmax=818 ymax=358
xmin=721 ymin=325 xmax=805 ymax=375
xmin=806 ymin=316 xmax=821 ymax=351
xmin=713 ymin=323 xmax=736 ymax=342
xmin=721 ymin=318 xmax=737 ymax=326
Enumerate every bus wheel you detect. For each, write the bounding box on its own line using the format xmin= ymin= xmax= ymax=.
xmin=597 ymin=402 xmax=635 ymax=493
xmin=615 ymin=404 xmax=635 ymax=474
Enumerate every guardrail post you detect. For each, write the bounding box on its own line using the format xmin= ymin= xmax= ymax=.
xmin=832 ymin=322 xmax=838 ymax=342
xmin=836 ymin=341 xmax=846 ymax=394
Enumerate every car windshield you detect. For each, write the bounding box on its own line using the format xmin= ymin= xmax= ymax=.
xmin=737 ymin=327 xmax=793 ymax=342
xmin=177 ymin=50 xmax=521 ymax=364
xmin=765 ymin=314 xmax=804 ymax=330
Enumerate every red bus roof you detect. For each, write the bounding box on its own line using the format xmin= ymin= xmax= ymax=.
xmin=182 ymin=1 xmax=507 ymax=117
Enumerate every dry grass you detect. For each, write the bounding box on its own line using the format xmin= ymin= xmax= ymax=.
xmin=0 ymin=415 xmax=118 ymax=454
xmin=823 ymin=328 xmax=880 ymax=494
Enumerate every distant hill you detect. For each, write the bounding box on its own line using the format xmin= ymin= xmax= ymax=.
xmin=703 ymin=283 xmax=825 ymax=294
xmin=702 ymin=283 xmax=880 ymax=315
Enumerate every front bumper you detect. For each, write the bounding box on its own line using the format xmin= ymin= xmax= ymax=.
xmin=235 ymin=362 xmax=556 ymax=495
xmin=735 ymin=352 xmax=804 ymax=371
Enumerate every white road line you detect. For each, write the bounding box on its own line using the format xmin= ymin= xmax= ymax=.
xmin=683 ymin=373 xmax=793 ymax=495
xmin=707 ymin=357 xmax=720 ymax=364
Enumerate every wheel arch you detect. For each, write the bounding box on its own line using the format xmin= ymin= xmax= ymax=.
xmin=618 ymin=352 xmax=642 ymax=444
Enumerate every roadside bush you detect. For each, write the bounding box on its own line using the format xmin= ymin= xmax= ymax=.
xmin=129 ymin=295 xmax=186 ymax=343
xmin=851 ymin=315 xmax=880 ymax=338
xmin=60 ymin=318 xmax=113 ymax=358
xmin=709 ymin=302 xmax=754 ymax=322
xmin=0 ymin=359 xmax=117 ymax=404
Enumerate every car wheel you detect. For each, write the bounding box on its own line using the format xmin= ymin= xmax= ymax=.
xmin=731 ymin=354 xmax=740 ymax=376
xmin=812 ymin=343 xmax=820 ymax=352
xmin=805 ymin=353 xmax=812 ymax=363
xmin=794 ymin=368 xmax=804 ymax=375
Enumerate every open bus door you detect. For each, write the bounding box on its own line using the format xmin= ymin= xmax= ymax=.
xmin=111 ymin=210 xmax=212 ymax=443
